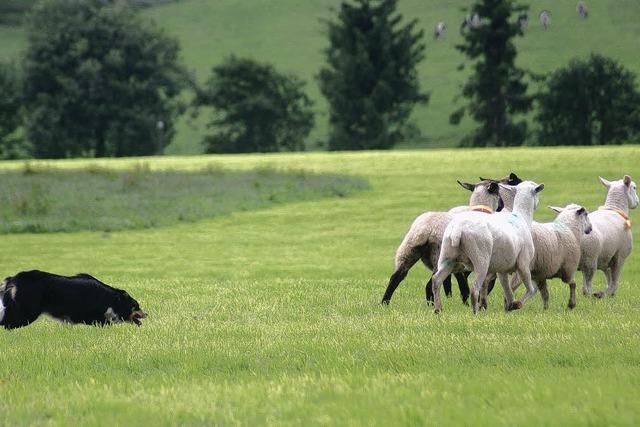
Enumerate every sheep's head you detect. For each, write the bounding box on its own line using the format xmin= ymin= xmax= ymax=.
xmin=457 ymin=179 xmax=501 ymax=212
xmin=500 ymin=181 xmax=544 ymax=210
xmin=599 ymin=175 xmax=639 ymax=209
xmin=549 ymin=204 xmax=592 ymax=235
xmin=478 ymin=172 xmax=523 ymax=211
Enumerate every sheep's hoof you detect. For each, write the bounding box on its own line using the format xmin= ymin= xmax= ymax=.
xmin=507 ymin=301 xmax=522 ymax=311
xmin=433 ymin=307 xmax=442 ymax=314
xmin=381 ymin=299 xmax=390 ymax=306
xmin=593 ymin=291 xmax=606 ymax=299
xmin=567 ymin=302 xmax=576 ymax=310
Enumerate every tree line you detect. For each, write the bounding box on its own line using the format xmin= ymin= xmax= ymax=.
xmin=1 ymin=0 xmax=639 ymax=159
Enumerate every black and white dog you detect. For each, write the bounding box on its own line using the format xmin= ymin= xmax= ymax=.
xmin=0 ymin=270 xmax=146 ymax=330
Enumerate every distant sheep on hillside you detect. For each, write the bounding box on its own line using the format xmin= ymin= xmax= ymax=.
xmin=434 ymin=22 xmax=447 ymax=40
xmin=539 ymin=10 xmax=551 ymax=30
xmin=577 ymin=2 xmax=588 ymax=19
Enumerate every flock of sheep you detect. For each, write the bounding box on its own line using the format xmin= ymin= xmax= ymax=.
xmin=381 ymin=173 xmax=638 ymax=313
xmin=434 ymin=1 xmax=589 ymax=39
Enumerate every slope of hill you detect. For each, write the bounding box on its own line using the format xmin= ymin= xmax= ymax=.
xmin=1 ymin=0 xmax=639 ymax=154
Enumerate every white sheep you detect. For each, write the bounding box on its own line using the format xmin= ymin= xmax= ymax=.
xmin=431 ymin=181 xmax=544 ymax=313
xmin=381 ymin=179 xmax=501 ymax=305
xmin=434 ymin=22 xmax=447 ymax=40
xmin=539 ymin=10 xmax=551 ymax=30
xmin=461 ymin=13 xmax=480 ymax=30
xmin=510 ymin=204 xmax=592 ymax=310
xmin=580 ymin=175 xmax=638 ymax=298
xmin=517 ymin=12 xmax=528 ymax=31
xmin=577 ymin=2 xmax=588 ymax=19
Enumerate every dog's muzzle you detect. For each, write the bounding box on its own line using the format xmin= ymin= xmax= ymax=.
xmin=129 ymin=310 xmax=147 ymax=326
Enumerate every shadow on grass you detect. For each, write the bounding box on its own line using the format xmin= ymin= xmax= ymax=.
xmin=0 ymin=162 xmax=369 ymax=233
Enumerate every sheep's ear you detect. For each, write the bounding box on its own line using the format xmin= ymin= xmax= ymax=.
xmin=457 ymin=180 xmax=475 ymax=192
xmin=508 ymin=172 xmax=522 ymax=185
xmin=488 ymin=182 xmax=499 ymax=194
xmin=548 ymin=206 xmax=563 ymax=213
xmin=623 ymin=175 xmax=632 ymax=187
xmin=598 ymin=176 xmax=611 ymax=188
xmin=534 ymin=183 xmax=545 ymax=193
xmin=498 ymin=183 xmax=516 ymax=194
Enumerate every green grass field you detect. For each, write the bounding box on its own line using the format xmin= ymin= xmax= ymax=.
xmin=0 ymin=163 xmax=366 ymax=233
xmin=0 ymin=146 xmax=639 ymax=425
xmin=2 ymin=0 xmax=640 ymax=153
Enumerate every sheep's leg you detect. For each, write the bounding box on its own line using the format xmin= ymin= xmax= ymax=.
xmin=455 ymin=271 xmax=470 ymax=305
xmin=515 ymin=264 xmax=537 ymax=308
xmin=567 ymin=277 xmax=577 ymax=309
xmin=538 ymin=279 xmax=549 ymax=310
xmin=381 ymin=247 xmax=422 ymax=304
xmin=510 ymin=273 xmax=522 ymax=292
xmin=486 ymin=275 xmax=497 ymax=296
xmin=381 ymin=269 xmax=409 ymax=304
xmin=425 ymin=274 xmax=453 ymax=303
xmin=498 ymin=272 xmax=516 ymax=311
xmin=604 ymin=268 xmax=612 ymax=287
xmin=470 ymin=269 xmax=489 ymax=314
xmin=432 ymin=265 xmax=453 ymax=314
xmin=428 ymin=271 xmax=470 ymax=304
xmin=443 ymin=275 xmax=453 ymax=297
xmin=461 ymin=240 xmax=490 ymax=314
xmin=581 ymin=262 xmax=596 ymax=296
xmin=479 ymin=273 xmax=494 ymax=310
xmin=425 ymin=276 xmax=433 ymax=303
xmin=595 ymin=258 xmax=625 ymax=298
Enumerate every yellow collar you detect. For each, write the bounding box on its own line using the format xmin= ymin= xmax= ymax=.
xmin=599 ymin=206 xmax=632 ymax=229
xmin=468 ymin=205 xmax=494 ymax=214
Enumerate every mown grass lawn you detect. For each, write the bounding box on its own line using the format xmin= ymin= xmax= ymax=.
xmin=0 ymin=146 xmax=639 ymax=425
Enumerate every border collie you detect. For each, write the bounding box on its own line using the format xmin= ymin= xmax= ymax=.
xmin=0 ymin=270 xmax=146 ymax=330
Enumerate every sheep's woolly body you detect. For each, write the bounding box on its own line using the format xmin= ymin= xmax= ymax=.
xmin=511 ymin=204 xmax=591 ymax=309
xmin=580 ymin=211 xmax=631 ymax=271
xmin=433 ymin=181 xmax=544 ymax=313
xmin=395 ymin=212 xmax=450 ymax=271
xmin=380 ymin=179 xmax=503 ymax=304
xmin=579 ymin=176 xmax=638 ymax=297
xmin=530 ymin=221 xmax=582 ymax=282
xmin=441 ymin=210 xmax=534 ymax=274
xmin=395 ymin=181 xmax=503 ymax=271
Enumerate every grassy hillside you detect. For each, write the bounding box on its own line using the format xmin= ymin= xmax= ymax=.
xmin=1 ymin=1 xmax=640 ymax=153
xmin=0 ymin=146 xmax=639 ymax=424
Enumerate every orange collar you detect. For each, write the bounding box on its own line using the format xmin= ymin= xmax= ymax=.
xmin=599 ymin=206 xmax=632 ymax=229
xmin=468 ymin=205 xmax=494 ymax=214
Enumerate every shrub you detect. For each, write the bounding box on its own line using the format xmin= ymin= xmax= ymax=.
xmin=196 ymin=57 xmax=314 ymax=153
xmin=536 ymin=54 xmax=640 ymax=146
